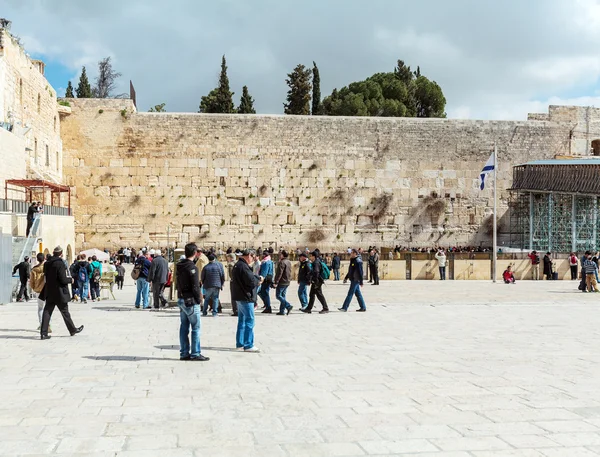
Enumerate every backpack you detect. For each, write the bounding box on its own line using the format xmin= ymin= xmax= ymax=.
xmin=319 ymin=259 xmax=330 ymax=281
xmin=78 ymin=264 xmax=88 ymax=283
xmin=92 ymin=264 xmax=101 ymax=283
xmin=131 ymin=262 xmax=142 ymax=280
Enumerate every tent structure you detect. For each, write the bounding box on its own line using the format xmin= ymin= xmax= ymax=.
xmin=80 ymin=248 xmax=110 ymax=262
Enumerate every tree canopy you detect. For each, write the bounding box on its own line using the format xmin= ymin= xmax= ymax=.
xmin=199 ymin=55 xmax=235 ymax=113
xmin=75 ymin=67 xmax=92 ymax=98
xmin=284 ymin=64 xmax=312 ymax=115
xmin=237 ymin=86 xmax=256 ymax=114
xmin=322 ymin=60 xmax=446 ymax=118
xmin=148 ymin=103 xmax=166 ymax=112
xmin=93 ymin=57 xmax=122 ymax=98
xmin=65 ymin=81 xmax=74 ymax=98
xmin=311 ymin=62 xmax=322 ymax=115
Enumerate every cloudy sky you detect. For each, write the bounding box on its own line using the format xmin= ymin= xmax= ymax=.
xmin=4 ymin=0 xmax=600 ymax=119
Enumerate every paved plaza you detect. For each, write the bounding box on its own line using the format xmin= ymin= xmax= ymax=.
xmin=1 ymin=279 xmax=600 ymax=456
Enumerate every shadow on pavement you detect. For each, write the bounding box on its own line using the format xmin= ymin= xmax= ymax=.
xmin=83 ymin=355 xmax=178 ymax=362
xmin=92 ymin=307 xmax=137 ymax=312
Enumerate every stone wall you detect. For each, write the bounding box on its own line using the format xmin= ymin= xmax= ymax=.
xmin=61 ymin=99 xmax=574 ymax=251
xmin=0 ymin=28 xmax=63 ymax=183
xmin=0 ymin=127 xmax=26 ymax=199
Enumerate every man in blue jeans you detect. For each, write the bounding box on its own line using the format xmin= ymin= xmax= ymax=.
xmin=274 ymin=250 xmax=293 ymax=315
xmin=176 ymin=243 xmax=209 ymax=361
xmin=339 ymin=249 xmax=367 ymax=312
xmin=297 ymin=252 xmax=311 ymax=310
xmin=200 ymin=253 xmax=225 ymax=317
xmin=258 ymin=252 xmax=274 ymax=313
xmin=231 ymin=249 xmax=260 ymax=352
xmin=134 ymin=253 xmax=151 ymax=309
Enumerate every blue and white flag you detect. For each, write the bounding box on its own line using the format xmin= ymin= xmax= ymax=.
xmin=479 ymin=152 xmax=495 ymax=190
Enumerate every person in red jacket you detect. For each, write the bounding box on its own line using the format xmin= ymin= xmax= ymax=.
xmin=528 ymin=250 xmax=540 ymax=280
xmin=503 ymin=265 xmax=516 ymax=284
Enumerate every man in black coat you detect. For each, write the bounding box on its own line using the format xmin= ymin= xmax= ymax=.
xmin=13 ymin=256 xmax=30 ymax=302
xmin=26 ymin=202 xmax=39 ymax=237
xmin=231 ymin=249 xmax=261 ymax=352
xmin=301 ymin=250 xmax=329 ymax=314
xmin=40 ymin=246 xmax=83 ymax=340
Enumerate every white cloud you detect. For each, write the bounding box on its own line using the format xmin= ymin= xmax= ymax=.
xmin=3 ymin=0 xmax=600 ymax=120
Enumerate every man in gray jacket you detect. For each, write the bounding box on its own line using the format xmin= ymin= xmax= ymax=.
xmin=274 ymin=250 xmax=293 ymax=315
xmin=148 ymin=249 xmax=169 ymax=309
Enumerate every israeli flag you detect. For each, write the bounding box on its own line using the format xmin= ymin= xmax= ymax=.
xmin=479 ymin=152 xmax=495 ymax=190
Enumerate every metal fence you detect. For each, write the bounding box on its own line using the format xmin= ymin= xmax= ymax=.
xmin=0 ymin=199 xmax=70 ymax=216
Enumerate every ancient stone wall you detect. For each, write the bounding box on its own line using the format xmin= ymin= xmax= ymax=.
xmin=0 ymin=28 xmax=63 ymax=183
xmin=61 ymin=99 xmax=573 ymax=251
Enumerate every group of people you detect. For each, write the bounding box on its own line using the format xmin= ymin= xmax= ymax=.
xmin=172 ymin=244 xmax=370 ymax=361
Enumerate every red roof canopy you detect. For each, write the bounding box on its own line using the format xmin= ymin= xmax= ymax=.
xmin=5 ymin=179 xmax=69 ymax=193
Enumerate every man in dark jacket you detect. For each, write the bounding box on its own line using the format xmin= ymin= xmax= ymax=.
xmin=176 ymin=243 xmax=208 ymax=361
xmin=134 ymin=253 xmax=152 ymax=309
xmin=368 ymin=248 xmax=380 ymax=285
xmin=543 ymin=252 xmax=553 ymax=280
xmin=231 ymin=249 xmax=260 ymax=352
xmin=297 ymin=252 xmax=311 ymax=310
xmin=301 ymin=250 xmax=329 ymax=314
xmin=148 ymin=249 xmax=169 ymax=309
xmin=340 ymin=249 xmax=367 ymax=312
xmin=274 ymin=250 xmax=293 ymax=315
xmin=331 ymin=252 xmax=341 ymax=281
xmin=40 ymin=246 xmax=83 ymax=340
xmin=200 ymin=254 xmax=225 ymax=317
xmin=26 ymin=202 xmax=38 ymax=237
xmin=13 ymin=256 xmax=31 ymax=302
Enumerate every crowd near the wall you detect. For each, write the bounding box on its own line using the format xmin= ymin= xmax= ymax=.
xmin=11 ymin=241 xmax=599 ymax=362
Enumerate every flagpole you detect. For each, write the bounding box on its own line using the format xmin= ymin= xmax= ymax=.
xmin=492 ymin=143 xmax=498 ymax=283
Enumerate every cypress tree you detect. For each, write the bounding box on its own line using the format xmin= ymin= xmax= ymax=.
xmin=284 ymin=64 xmax=312 ymax=115
xmin=237 ymin=86 xmax=256 ymax=114
xmin=65 ymin=81 xmax=74 ymax=98
xmin=311 ymin=62 xmax=322 ymax=115
xmin=199 ymin=55 xmax=235 ymax=113
xmin=76 ymin=67 xmax=92 ymax=98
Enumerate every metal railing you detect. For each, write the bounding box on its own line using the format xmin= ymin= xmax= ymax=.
xmin=0 ymin=199 xmax=70 ymax=216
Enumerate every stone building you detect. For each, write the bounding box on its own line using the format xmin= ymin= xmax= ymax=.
xmin=60 ymin=99 xmax=580 ymax=252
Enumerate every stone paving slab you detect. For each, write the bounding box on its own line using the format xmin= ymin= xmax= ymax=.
xmin=1 ymin=280 xmax=600 ymax=456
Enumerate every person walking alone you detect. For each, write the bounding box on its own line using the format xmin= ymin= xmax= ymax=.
xmin=30 ymin=253 xmax=50 ymax=332
xmin=302 ymin=250 xmax=329 ymax=314
xmin=339 ymin=249 xmax=366 ymax=312
xmin=40 ymin=246 xmax=83 ymax=340
xmin=258 ymin=251 xmax=274 ymax=313
xmin=369 ymin=248 xmax=380 ymax=285
xmin=274 ymin=250 xmax=293 ymax=315
xmin=176 ymin=243 xmax=209 ymax=361
xmin=13 ymin=256 xmax=31 ymax=302
xmin=115 ymin=262 xmax=125 ymax=290
xmin=331 ymin=252 xmax=341 ymax=281
xmin=201 ymin=253 xmax=225 ymax=317
xmin=435 ymin=248 xmax=447 ymax=280
xmin=297 ymin=252 xmax=311 ymax=311
xmin=569 ymin=252 xmax=578 ymax=281
xmin=231 ymin=249 xmax=261 ymax=352
xmin=148 ymin=249 xmax=169 ymax=309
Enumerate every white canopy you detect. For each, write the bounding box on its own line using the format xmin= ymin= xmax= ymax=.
xmin=80 ymin=248 xmax=110 ymax=262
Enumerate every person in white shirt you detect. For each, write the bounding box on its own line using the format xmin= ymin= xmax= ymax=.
xmin=435 ymin=249 xmax=447 ymax=280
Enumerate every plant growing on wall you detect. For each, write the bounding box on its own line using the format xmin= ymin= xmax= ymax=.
xmin=307 ymin=228 xmax=327 ymax=243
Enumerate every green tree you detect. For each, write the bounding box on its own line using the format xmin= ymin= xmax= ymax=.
xmin=237 ymin=86 xmax=256 ymax=114
xmin=148 ymin=103 xmax=166 ymax=112
xmin=199 ymin=55 xmax=235 ymax=113
xmin=311 ymin=61 xmax=322 ymax=115
xmin=284 ymin=64 xmax=312 ymax=115
xmin=322 ymin=60 xmax=446 ymax=118
xmin=76 ymin=66 xmax=92 ymax=98
xmin=65 ymin=81 xmax=74 ymax=98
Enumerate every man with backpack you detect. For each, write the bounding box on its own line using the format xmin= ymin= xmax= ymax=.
xmin=528 ymin=250 xmax=540 ymax=280
xmin=133 ymin=252 xmax=152 ymax=309
xmin=297 ymin=252 xmax=312 ymax=311
xmin=75 ymin=254 xmax=91 ymax=304
xmin=301 ymin=250 xmax=330 ymax=314
xmin=89 ymin=255 xmax=102 ymax=302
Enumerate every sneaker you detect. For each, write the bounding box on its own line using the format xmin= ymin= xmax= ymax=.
xmin=180 ymin=355 xmax=191 ymax=361
xmin=356 ymin=308 xmax=366 ymax=312
xmin=300 ymin=308 xmax=311 ymax=314
xmin=319 ymin=309 xmax=329 ymax=314
xmin=244 ymin=347 xmax=260 ymax=353
xmin=235 ymin=347 xmax=244 ymax=351
xmin=338 ymin=307 xmax=347 ymax=312
xmin=261 ymin=309 xmax=272 ymax=314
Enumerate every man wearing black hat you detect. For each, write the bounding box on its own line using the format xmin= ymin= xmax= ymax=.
xmin=301 ymin=250 xmax=329 ymax=314
xmin=13 ymin=256 xmax=31 ymax=302
xmin=297 ymin=251 xmax=311 ymax=310
xmin=40 ymin=246 xmax=84 ymax=340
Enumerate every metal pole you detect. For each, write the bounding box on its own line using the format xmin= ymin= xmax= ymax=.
xmin=493 ymin=144 xmax=498 ymax=283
